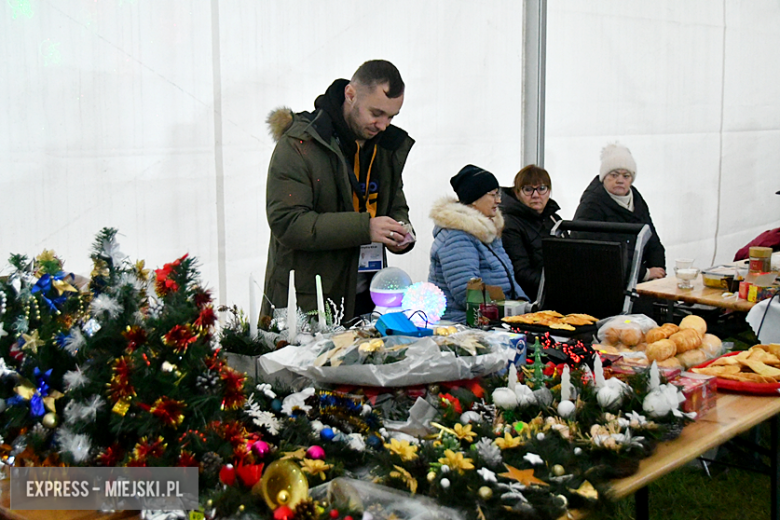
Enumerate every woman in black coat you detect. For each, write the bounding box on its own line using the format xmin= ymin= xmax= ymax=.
xmin=573 ymin=142 xmax=666 ymax=282
xmin=500 ymin=164 xmax=562 ymax=299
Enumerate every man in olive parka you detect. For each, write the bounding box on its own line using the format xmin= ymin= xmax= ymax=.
xmin=262 ymin=60 xmax=415 ymax=322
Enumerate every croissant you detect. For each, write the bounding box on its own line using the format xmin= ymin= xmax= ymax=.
xmin=646 ymin=339 xmax=676 ymax=362
xmin=645 ymin=323 xmax=679 ymax=343
xmin=669 ymin=328 xmax=702 ymax=353
xmin=679 ymin=315 xmax=707 ymax=337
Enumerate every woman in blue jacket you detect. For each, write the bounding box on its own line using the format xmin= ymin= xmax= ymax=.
xmin=428 ymin=164 xmax=527 ymax=323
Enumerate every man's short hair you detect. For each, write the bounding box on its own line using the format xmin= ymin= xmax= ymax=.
xmin=352 ymin=60 xmax=404 ymax=99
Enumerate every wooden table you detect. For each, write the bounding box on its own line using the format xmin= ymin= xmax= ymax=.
xmin=566 ymin=391 xmax=780 ymax=520
xmin=636 ymin=274 xmax=756 ymax=313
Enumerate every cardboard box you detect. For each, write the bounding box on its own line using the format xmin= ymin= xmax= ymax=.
xmin=671 ymin=372 xmax=717 ymax=418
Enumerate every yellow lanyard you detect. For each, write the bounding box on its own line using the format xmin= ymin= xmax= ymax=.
xmin=352 ymin=144 xmax=378 ymax=217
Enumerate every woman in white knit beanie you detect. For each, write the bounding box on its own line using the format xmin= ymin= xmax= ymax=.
xmin=573 ymin=142 xmax=666 ymax=282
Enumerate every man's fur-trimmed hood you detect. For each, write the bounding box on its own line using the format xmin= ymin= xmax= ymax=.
xmin=430 ymin=197 xmax=504 ymax=244
xmin=266 ymin=107 xmax=294 ymax=142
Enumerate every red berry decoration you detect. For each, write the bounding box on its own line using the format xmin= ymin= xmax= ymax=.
xmin=273 ymin=505 xmax=294 ymax=520
xmin=218 ymin=464 xmax=236 ymax=486
xmin=329 ymin=509 xmax=340 ymax=519
xmin=344 ymin=516 xmax=353 ymax=520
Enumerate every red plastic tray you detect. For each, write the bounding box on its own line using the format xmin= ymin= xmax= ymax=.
xmin=693 ymin=351 xmax=780 ymax=396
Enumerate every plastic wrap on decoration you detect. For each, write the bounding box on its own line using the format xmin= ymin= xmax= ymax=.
xmin=309 ymin=477 xmax=465 ymax=520
xmin=258 ymin=330 xmax=516 ymax=386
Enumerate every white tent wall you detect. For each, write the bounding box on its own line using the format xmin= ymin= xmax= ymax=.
xmin=1 ymin=1 xmax=778 ymax=317
xmin=545 ymin=1 xmax=780 ymax=271
xmin=0 ymin=1 xmax=524 ymax=315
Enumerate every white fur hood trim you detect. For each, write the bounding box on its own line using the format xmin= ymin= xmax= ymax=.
xmin=430 ymin=197 xmax=504 ymax=244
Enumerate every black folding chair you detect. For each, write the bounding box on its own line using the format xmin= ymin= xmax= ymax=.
xmin=535 ymin=220 xmax=651 ymax=318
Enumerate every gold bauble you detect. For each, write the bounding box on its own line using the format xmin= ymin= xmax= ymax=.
xmin=552 ymin=464 xmax=565 ymax=476
xmin=427 ymin=471 xmax=437 ymax=482
xmin=258 ymin=460 xmax=309 ymax=510
xmin=42 ymin=412 xmax=58 ymax=428
xmin=238 ymin=505 xmax=245 ymax=513
xmin=478 ymin=486 xmax=493 ymax=500
xmin=206 ymin=500 xmax=213 ymax=508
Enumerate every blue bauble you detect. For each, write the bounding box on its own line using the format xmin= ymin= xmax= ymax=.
xmin=271 ymin=399 xmax=282 ymax=412
xmin=320 ymin=427 xmax=336 ymax=441
xmin=366 ymin=434 xmax=383 ymax=449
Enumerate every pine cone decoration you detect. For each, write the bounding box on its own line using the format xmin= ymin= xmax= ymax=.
xmin=294 ymin=498 xmax=317 ymax=520
xmin=201 ymin=451 xmax=223 ymax=475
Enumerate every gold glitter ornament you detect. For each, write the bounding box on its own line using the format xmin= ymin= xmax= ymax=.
xmin=238 ymin=505 xmax=245 ymax=512
xmin=478 ymin=486 xmax=493 ymax=500
xmin=427 ymin=471 xmax=437 ymax=482
xmin=552 ymin=464 xmax=565 ymax=476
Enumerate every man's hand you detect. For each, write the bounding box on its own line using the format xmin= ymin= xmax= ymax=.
xmin=370 ymin=216 xmax=410 ymax=251
xmin=647 ymin=267 xmax=666 ymax=280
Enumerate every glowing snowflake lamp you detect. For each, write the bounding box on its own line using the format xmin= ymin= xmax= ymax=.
xmin=370 ymin=267 xmax=413 ymax=313
xmin=402 ymin=282 xmax=447 ymax=326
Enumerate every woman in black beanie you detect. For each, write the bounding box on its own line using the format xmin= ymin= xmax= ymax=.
xmin=428 ymin=164 xmax=527 ymax=323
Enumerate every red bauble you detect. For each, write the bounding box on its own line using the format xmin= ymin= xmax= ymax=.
xmin=329 ymin=509 xmax=340 ymax=519
xmin=219 ymin=464 xmax=236 ymax=486
xmin=273 ymin=505 xmax=294 ymax=520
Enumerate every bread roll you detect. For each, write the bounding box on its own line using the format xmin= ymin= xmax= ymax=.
xmin=669 ymin=328 xmax=702 ymax=353
xmin=676 ymin=349 xmax=708 ymax=368
xmin=658 ymin=356 xmax=683 ymax=369
xmin=646 ymin=339 xmax=676 ymax=362
xmin=633 ymin=342 xmax=648 ymax=353
xmin=603 ymin=327 xmax=620 ymax=345
xmin=699 ymin=333 xmax=723 ymax=358
xmin=619 ymin=327 xmax=644 ymax=347
xmin=679 ymin=315 xmax=707 ymax=337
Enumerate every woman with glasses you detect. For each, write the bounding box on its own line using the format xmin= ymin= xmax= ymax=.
xmin=429 ymin=164 xmax=527 ymax=323
xmin=500 ymin=164 xmax=562 ymax=299
xmin=573 ymin=142 xmax=666 ymax=282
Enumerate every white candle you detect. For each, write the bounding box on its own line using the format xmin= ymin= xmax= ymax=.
xmin=287 ymin=270 xmax=297 ymax=343
xmin=316 ymin=274 xmax=326 ymax=329
xmin=561 ymin=364 xmax=571 ymax=402
xmin=593 ymin=354 xmax=605 ymax=389
xmin=507 ymin=364 xmax=518 ymax=392
xmin=649 ymin=361 xmax=660 ymax=391
xmin=249 ymin=274 xmax=258 ymax=339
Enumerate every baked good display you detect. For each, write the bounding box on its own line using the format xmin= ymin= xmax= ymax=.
xmin=594 ymin=314 xmax=724 ymax=370
xmin=502 ymin=311 xmax=598 ymax=335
